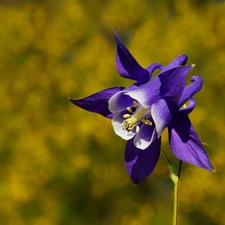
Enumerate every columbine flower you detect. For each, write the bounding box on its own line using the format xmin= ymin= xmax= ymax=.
xmin=70 ymin=31 xmax=213 ymax=184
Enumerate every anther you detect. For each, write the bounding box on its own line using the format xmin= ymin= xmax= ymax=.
xmin=122 ymin=103 xmax=152 ymax=133
xmin=142 ymin=119 xmax=152 ymax=125
xmin=121 ymin=120 xmax=134 ymax=132
xmin=126 ymin=107 xmax=133 ymax=113
xmin=123 ymin=114 xmax=131 ymax=119
xmin=133 ymin=101 xmax=138 ymax=108
xmin=136 ymin=125 xmax=140 ymax=133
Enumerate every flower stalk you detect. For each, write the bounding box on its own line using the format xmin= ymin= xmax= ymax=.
xmin=171 ymin=160 xmax=183 ymax=225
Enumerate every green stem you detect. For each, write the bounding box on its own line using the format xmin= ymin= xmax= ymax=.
xmin=161 ymin=149 xmax=183 ymax=225
xmin=172 ymin=160 xmax=183 ymax=225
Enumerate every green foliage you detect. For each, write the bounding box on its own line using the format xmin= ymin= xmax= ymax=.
xmin=0 ymin=0 xmax=225 ymax=224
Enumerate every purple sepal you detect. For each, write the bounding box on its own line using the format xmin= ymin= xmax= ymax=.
xmin=70 ymin=87 xmax=124 ymax=118
xmin=115 ymin=30 xmax=150 ymax=84
xmin=168 ymin=112 xmax=214 ymax=171
xmin=125 ymin=137 xmax=161 ymax=184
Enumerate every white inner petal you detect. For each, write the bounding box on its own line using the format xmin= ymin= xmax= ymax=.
xmin=112 ymin=113 xmax=136 ymax=140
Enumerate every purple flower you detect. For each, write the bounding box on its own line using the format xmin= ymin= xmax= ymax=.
xmin=70 ymin=31 xmax=214 ymax=184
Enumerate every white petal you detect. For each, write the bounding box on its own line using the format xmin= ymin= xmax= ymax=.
xmin=133 ymin=125 xmax=157 ymax=150
xmin=112 ymin=112 xmax=136 ymax=140
xmin=151 ymin=99 xmax=172 ymax=138
xmin=108 ymin=91 xmax=134 ymax=113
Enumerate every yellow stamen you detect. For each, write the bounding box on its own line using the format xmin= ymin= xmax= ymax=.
xmin=136 ymin=125 xmax=140 ymax=133
xmin=122 ymin=104 xmax=152 ymax=132
xmin=123 ymin=114 xmax=131 ymax=119
xmin=133 ymin=101 xmax=138 ymax=108
xmin=126 ymin=107 xmax=133 ymax=113
xmin=142 ymin=119 xmax=152 ymax=125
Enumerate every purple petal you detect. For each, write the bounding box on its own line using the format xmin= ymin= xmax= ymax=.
xmin=125 ymin=75 xmax=161 ymax=108
xmin=146 ymin=62 xmax=163 ymax=79
xmin=115 ymin=30 xmax=150 ymax=84
xmin=151 ymin=99 xmax=173 ymax=137
xmin=108 ymin=91 xmax=134 ymax=113
xmin=108 ymin=84 xmax=139 ymax=113
xmin=112 ymin=112 xmax=136 ymax=140
xmin=70 ymin=87 xmax=124 ymax=118
xmin=179 ymin=97 xmax=196 ymax=115
xmin=133 ymin=124 xmax=157 ymax=150
xmin=163 ymin=54 xmax=188 ymax=71
xmin=159 ymin=65 xmax=193 ymax=105
xmin=125 ymin=137 xmax=161 ymax=184
xmin=126 ymin=66 xmax=192 ymax=109
xmin=178 ymin=76 xmax=203 ymax=108
xmin=168 ymin=112 xmax=214 ymax=171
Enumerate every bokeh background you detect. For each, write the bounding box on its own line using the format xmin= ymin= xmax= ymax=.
xmin=1 ymin=0 xmax=225 ymax=224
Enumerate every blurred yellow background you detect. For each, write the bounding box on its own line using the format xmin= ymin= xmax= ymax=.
xmin=0 ymin=0 xmax=225 ymax=224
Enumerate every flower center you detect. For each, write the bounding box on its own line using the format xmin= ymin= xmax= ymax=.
xmin=122 ymin=101 xmax=152 ymax=133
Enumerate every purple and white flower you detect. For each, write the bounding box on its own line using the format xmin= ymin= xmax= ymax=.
xmin=70 ymin=31 xmax=213 ymax=184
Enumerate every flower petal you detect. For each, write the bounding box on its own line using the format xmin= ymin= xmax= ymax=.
xmin=115 ymin=30 xmax=150 ymax=84
xmin=159 ymin=65 xmax=193 ymax=105
xmin=151 ymin=99 xmax=173 ymax=138
xmin=178 ymin=76 xmax=203 ymax=108
xmin=179 ymin=97 xmax=196 ymax=115
xmin=133 ymin=124 xmax=157 ymax=150
xmin=125 ymin=66 xmax=192 ymax=109
xmin=163 ymin=54 xmax=188 ymax=71
xmin=125 ymin=76 xmax=161 ymax=108
xmin=125 ymin=137 xmax=161 ymax=184
xmin=70 ymin=87 xmax=124 ymax=118
xmin=108 ymin=91 xmax=134 ymax=113
xmin=112 ymin=112 xmax=136 ymax=140
xmin=168 ymin=112 xmax=214 ymax=171
xmin=108 ymin=84 xmax=138 ymax=113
